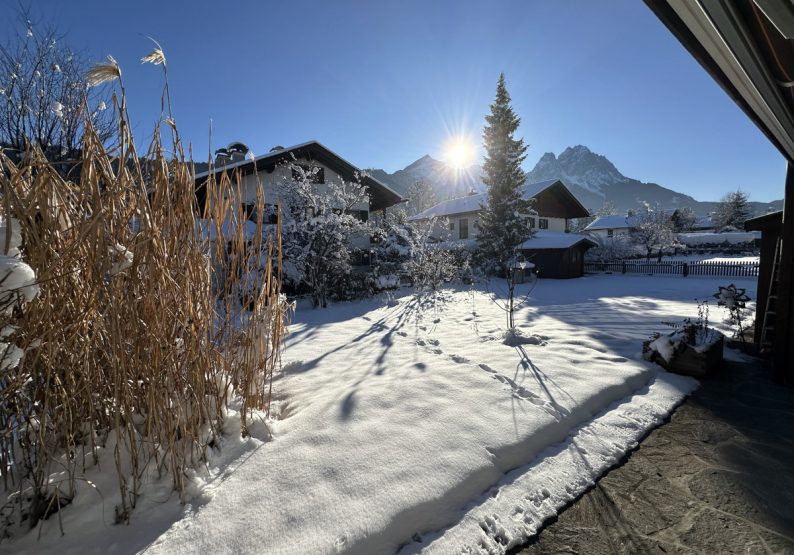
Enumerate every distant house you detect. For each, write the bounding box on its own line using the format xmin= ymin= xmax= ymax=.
xmin=194 ymin=140 xmax=403 ymax=263
xmin=410 ymin=179 xmax=589 ymax=239
xmin=584 ymin=208 xmax=681 ymax=238
xmin=583 ymin=214 xmax=636 ymax=238
xmin=410 ymin=179 xmax=594 ymax=278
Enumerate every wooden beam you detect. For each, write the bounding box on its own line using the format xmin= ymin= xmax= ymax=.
xmin=773 ymin=162 xmax=794 ymax=384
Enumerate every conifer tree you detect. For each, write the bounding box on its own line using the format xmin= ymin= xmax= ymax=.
xmin=475 ymin=73 xmax=532 ymax=274
xmin=714 ymin=190 xmax=751 ymax=231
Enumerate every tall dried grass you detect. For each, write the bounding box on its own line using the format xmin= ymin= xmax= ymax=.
xmin=0 ymin=65 xmax=287 ymax=533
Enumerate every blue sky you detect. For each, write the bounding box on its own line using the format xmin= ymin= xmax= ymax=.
xmin=1 ymin=0 xmax=786 ymax=201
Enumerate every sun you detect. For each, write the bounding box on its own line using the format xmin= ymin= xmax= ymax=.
xmin=443 ymin=136 xmax=477 ymax=169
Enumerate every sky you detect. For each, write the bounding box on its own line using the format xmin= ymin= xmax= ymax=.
xmin=0 ymin=0 xmax=787 ymax=201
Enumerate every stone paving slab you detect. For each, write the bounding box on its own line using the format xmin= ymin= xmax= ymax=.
xmin=514 ymin=356 xmax=794 ymax=554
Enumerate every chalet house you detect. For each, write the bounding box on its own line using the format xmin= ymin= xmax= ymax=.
xmin=584 ymin=209 xmax=679 ymax=238
xmin=583 ymin=214 xmax=636 ymax=238
xmin=193 ymin=140 xmax=403 ymax=260
xmin=410 ymin=179 xmax=594 ymax=278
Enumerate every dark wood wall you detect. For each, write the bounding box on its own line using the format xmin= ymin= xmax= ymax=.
xmin=521 ymin=244 xmax=588 ymax=279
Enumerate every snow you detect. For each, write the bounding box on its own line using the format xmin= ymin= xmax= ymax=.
xmin=519 ymin=231 xmax=594 ymax=250
xmin=5 ymin=275 xmax=756 ymax=555
xmin=584 ymin=214 xmax=633 ymax=231
xmin=678 ymin=231 xmax=760 ymax=245
xmin=410 ymin=180 xmax=560 ymax=220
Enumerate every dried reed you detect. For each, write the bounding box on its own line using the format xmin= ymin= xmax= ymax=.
xmin=0 ymin=61 xmax=286 ymax=534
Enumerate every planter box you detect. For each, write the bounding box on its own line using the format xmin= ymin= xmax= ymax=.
xmin=651 ymin=336 xmax=724 ymax=378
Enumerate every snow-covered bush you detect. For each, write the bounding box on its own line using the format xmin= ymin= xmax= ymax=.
xmin=630 ymin=204 xmax=680 ymax=261
xmin=643 ymin=299 xmax=721 ymax=364
xmin=373 ymin=217 xmax=470 ymax=292
xmin=277 ymin=163 xmax=370 ymax=308
xmin=713 ymin=284 xmax=751 ymax=341
xmin=585 ymin=235 xmax=640 ymax=262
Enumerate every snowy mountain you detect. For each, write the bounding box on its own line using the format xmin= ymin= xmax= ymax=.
xmin=526 ymin=145 xmax=782 ymax=215
xmin=368 ymin=155 xmax=484 ymax=200
xmin=374 ymin=146 xmax=783 ymax=216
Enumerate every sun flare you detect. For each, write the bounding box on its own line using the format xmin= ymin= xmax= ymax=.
xmin=443 ymin=136 xmax=477 ymax=169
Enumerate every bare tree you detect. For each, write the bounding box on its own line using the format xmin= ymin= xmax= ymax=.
xmin=405 ymin=180 xmax=438 ymax=216
xmin=0 ymin=7 xmax=113 ymax=168
xmin=630 ymin=203 xmax=678 ymax=261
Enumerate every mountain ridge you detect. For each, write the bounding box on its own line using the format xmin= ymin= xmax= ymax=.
xmin=370 ymin=145 xmax=782 ymax=216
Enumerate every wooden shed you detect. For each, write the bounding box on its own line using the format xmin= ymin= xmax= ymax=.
xmin=518 ymin=232 xmax=596 ymax=279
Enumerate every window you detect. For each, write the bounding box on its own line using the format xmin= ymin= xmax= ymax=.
xmin=539 ymin=218 xmax=548 ymax=230
xmin=607 ymin=229 xmax=614 ymax=237
xmin=291 ymin=164 xmax=325 ymax=184
xmin=528 ymin=217 xmax=536 ymax=229
xmin=459 ymin=218 xmax=469 ymax=239
xmin=350 ymin=250 xmax=372 ymax=266
xmin=265 ymin=204 xmax=279 ymax=225
xmin=449 ymin=222 xmax=455 ymax=230
xmin=345 ymin=209 xmax=369 ymax=222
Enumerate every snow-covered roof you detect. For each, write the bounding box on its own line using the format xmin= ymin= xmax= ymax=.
xmin=584 ymin=214 xmax=633 ymax=231
xmin=585 ymin=209 xmax=678 ymax=231
xmin=194 ymin=140 xmax=403 ymax=212
xmin=693 ymin=215 xmax=715 ymax=229
xmin=410 ymin=179 xmax=560 ymax=220
xmin=519 ymin=231 xmax=596 ymax=250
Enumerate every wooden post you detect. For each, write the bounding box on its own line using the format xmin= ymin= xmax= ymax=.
xmin=774 ymin=163 xmax=794 ymax=385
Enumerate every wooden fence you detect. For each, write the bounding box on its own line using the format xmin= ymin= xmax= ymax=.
xmin=584 ymin=260 xmax=759 ymax=278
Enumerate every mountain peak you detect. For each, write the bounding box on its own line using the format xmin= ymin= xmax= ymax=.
xmin=404 ymin=154 xmax=437 ymax=171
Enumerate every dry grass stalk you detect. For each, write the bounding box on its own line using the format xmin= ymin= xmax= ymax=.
xmin=0 ymin=77 xmax=287 ymax=535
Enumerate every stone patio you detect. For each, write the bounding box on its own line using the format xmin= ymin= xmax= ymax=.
xmin=514 ymin=354 xmax=794 ymax=554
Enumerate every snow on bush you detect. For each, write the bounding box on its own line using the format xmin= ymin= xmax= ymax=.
xmin=277 ymin=163 xmax=371 ymax=308
xmin=373 ymin=217 xmax=471 ymax=292
xmin=643 ymin=300 xmax=721 ymax=363
xmin=584 ymin=234 xmax=642 ymax=262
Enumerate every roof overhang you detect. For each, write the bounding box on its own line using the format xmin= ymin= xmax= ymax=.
xmin=533 ymin=180 xmax=591 ymax=219
xmin=745 ymin=209 xmax=784 ymax=230
xmin=645 ymin=0 xmax=794 ymax=162
xmin=195 ymin=141 xmax=403 ymax=212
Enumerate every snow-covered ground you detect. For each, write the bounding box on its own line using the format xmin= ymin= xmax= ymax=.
xmin=4 ymin=275 xmax=756 ymax=555
xmin=649 ymin=254 xmax=759 ymax=264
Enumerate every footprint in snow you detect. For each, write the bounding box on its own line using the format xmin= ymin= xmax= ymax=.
xmin=479 ymin=363 xmax=496 ymax=373
xmin=450 ymin=354 xmax=469 ymax=364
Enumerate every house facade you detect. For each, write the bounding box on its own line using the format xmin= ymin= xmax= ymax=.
xmin=410 ymin=179 xmax=594 ymax=278
xmin=194 ymin=141 xmax=403 ymax=254
xmin=583 ymin=214 xmax=635 ymax=238
xmin=409 ymin=179 xmax=589 ymax=241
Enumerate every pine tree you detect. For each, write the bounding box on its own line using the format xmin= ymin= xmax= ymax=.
xmin=714 ymin=190 xmax=751 ymax=231
xmin=475 ymin=74 xmax=532 ymax=274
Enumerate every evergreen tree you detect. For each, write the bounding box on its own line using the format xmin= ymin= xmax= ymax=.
xmin=475 ymin=74 xmax=532 ymax=274
xmin=714 ymin=190 xmax=751 ymax=231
